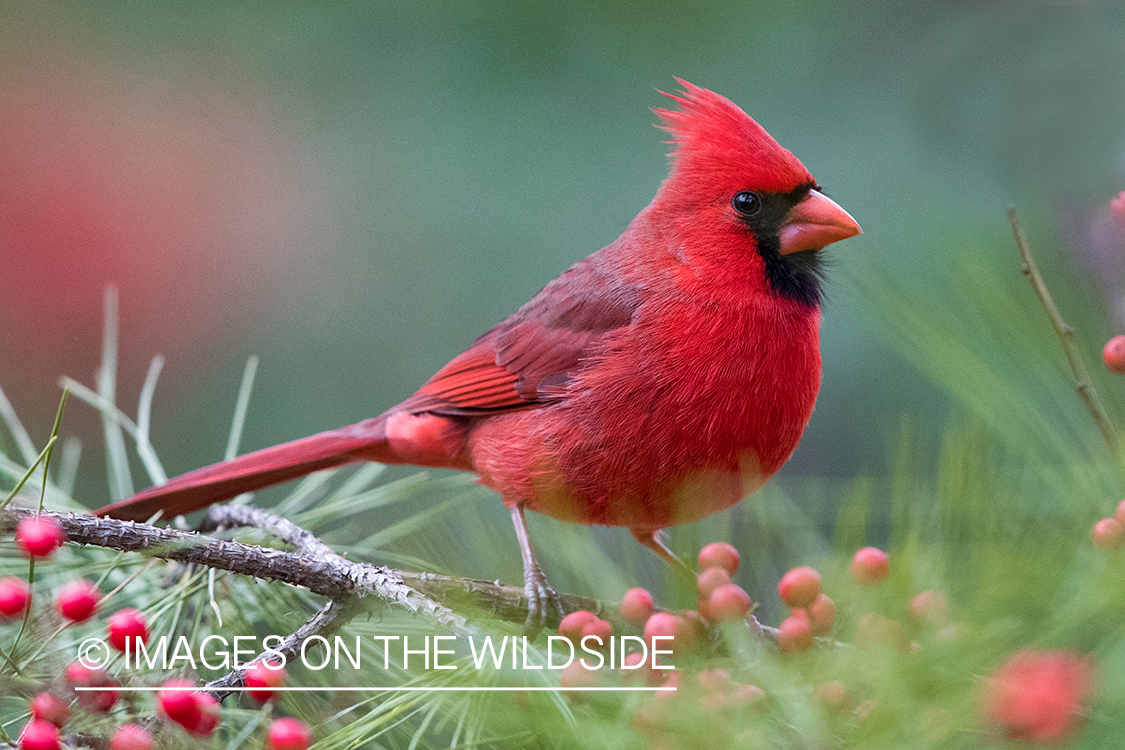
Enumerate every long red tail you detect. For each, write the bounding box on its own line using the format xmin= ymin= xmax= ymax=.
xmin=95 ymin=417 xmax=390 ymax=522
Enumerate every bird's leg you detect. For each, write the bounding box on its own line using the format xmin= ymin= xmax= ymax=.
xmin=631 ymin=528 xmax=697 ymax=583
xmin=510 ymin=502 xmax=564 ymax=637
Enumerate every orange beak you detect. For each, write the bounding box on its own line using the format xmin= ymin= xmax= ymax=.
xmin=777 ymin=190 xmax=861 ymax=255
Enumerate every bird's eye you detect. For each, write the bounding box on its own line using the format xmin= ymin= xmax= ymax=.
xmin=731 ymin=191 xmax=761 ymax=217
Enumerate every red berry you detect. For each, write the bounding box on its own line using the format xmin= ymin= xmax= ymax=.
xmin=620 ymin=588 xmax=654 ymax=626
xmin=55 ymin=579 xmax=99 ymax=622
xmin=0 ymin=577 xmax=31 ymax=619
xmin=579 ymin=617 xmax=613 ymax=649
xmin=1116 ymin=499 xmax=1125 ymax=526
xmin=16 ymin=516 xmax=66 ymax=559
xmin=1105 ymin=336 xmax=1125 ymax=374
xmin=777 ymin=566 xmax=821 ymax=609
xmin=643 ymin=612 xmax=695 ymax=652
xmin=708 ymin=583 xmax=751 ymax=622
xmin=28 ymin=693 xmax=69 ymax=728
xmin=984 ymin=650 xmax=1093 ymax=744
xmin=1093 ymin=518 xmax=1125 ymax=551
xmin=851 ymin=547 xmax=890 ymax=586
xmin=159 ymin=679 xmax=202 ymax=728
xmin=188 ymin=693 xmax=220 ymax=737
xmin=267 ymin=718 xmax=311 ymax=750
xmin=558 ymin=610 xmax=596 ymax=646
xmin=64 ymin=661 xmax=95 ymax=685
xmin=908 ymin=590 xmax=951 ymax=625
xmin=808 ymin=593 xmax=836 ymax=636
xmin=19 ymin=719 xmax=59 ymax=750
xmin=107 ymin=608 xmax=148 ymax=651
xmin=109 ymin=725 xmax=154 ymax=750
xmin=698 ymin=542 xmax=740 ymax=574
xmin=777 ymin=612 xmax=813 ymax=654
xmin=696 ymin=567 xmax=731 ymax=603
xmin=64 ymin=662 xmax=117 ymax=712
xmin=245 ymin=659 xmax=287 ymax=703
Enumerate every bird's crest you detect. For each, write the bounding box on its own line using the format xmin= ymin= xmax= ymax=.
xmin=653 ymin=79 xmax=811 ymax=194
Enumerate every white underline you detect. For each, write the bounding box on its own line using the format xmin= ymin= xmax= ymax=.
xmin=74 ymin=685 xmax=675 ymax=692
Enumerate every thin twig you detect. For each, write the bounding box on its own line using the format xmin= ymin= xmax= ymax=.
xmin=1008 ymin=206 xmax=1118 ymax=452
xmin=203 ymin=597 xmax=365 ymax=701
xmin=201 ymin=504 xmax=337 ymax=559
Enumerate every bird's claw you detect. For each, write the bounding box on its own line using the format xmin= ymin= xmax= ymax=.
xmin=523 ymin=564 xmax=565 ymax=638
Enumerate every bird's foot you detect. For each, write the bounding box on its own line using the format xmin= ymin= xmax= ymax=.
xmin=522 ymin=562 xmax=565 ymax=638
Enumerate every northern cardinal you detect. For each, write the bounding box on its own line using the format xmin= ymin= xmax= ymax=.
xmin=97 ymin=81 xmax=860 ymax=628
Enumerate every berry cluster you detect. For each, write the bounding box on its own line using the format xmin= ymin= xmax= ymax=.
xmin=5 ymin=514 xmax=310 ymax=749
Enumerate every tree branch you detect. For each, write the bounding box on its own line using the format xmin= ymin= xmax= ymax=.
xmin=0 ymin=507 xmax=604 ymax=630
xmin=1008 ymin=206 xmax=1118 ymax=452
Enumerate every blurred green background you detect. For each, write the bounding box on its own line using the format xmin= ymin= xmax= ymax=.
xmin=3 ymin=0 xmax=1125 ymax=542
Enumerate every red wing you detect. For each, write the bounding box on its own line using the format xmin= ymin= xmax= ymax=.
xmin=400 ymin=254 xmax=641 ymax=417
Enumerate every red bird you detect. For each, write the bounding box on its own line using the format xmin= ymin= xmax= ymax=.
xmin=97 ymin=81 xmax=860 ymax=628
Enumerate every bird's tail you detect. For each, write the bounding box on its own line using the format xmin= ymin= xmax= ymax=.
xmin=95 ymin=417 xmax=392 ymax=522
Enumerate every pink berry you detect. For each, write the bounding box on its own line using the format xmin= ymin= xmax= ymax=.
xmin=188 ymin=693 xmax=220 ymax=737
xmin=777 ymin=566 xmax=821 ymax=609
xmin=851 ymin=547 xmax=890 ymax=586
xmin=159 ymin=679 xmax=202 ymax=728
xmin=558 ymin=610 xmax=596 ymax=646
xmin=777 ymin=612 xmax=813 ymax=654
xmin=0 ymin=577 xmax=31 ymax=619
xmin=696 ymin=567 xmax=731 ymax=602
xmin=698 ymin=542 xmax=740 ymax=574
xmin=64 ymin=662 xmax=117 ymax=712
xmin=245 ymin=659 xmax=287 ymax=703
xmin=643 ymin=612 xmax=695 ymax=652
xmin=1093 ymin=518 xmax=1125 ymax=551
xmin=1116 ymin=499 xmax=1125 ymax=526
xmin=267 ymin=718 xmax=311 ymax=750
xmin=108 ymin=725 xmax=154 ymax=750
xmin=16 ymin=516 xmax=66 ymax=559
xmin=19 ymin=720 xmax=59 ymax=750
xmin=28 ymin=693 xmax=69 ymax=728
xmin=1105 ymin=336 xmax=1125 ymax=374
xmin=708 ymin=583 xmax=751 ymax=622
xmin=620 ymin=588 xmax=654 ymax=626
xmin=808 ymin=593 xmax=836 ymax=636
xmin=107 ymin=608 xmax=148 ymax=651
xmin=908 ymin=590 xmax=951 ymax=625
xmin=579 ymin=617 xmax=613 ymax=649
xmin=55 ymin=579 xmax=99 ymax=622
xmin=984 ymin=650 xmax=1093 ymax=744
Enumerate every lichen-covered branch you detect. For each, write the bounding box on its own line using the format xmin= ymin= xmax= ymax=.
xmin=0 ymin=506 xmax=602 ymax=630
